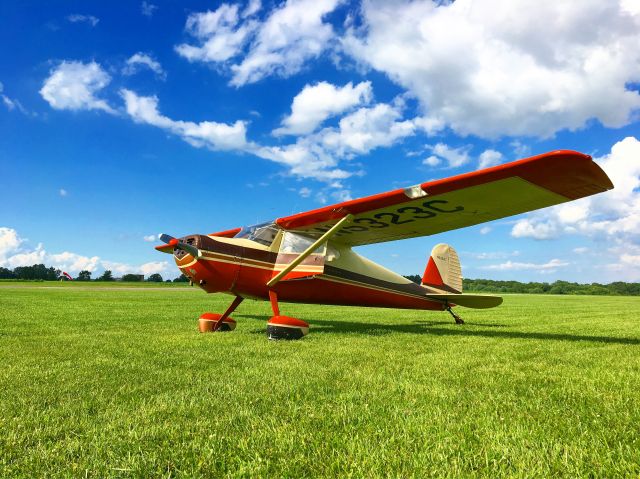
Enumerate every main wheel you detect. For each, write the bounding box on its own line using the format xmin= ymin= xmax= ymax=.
xmin=198 ymin=312 xmax=237 ymax=332
xmin=267 ymin=316 xmax=309 ymax=340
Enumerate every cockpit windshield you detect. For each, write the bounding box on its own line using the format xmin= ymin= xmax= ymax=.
xmin=236 ymin=222 xmax=280 ymax=247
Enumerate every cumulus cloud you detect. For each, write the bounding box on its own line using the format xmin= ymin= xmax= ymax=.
xmin=175 ymin=4 xmax=258 ymax=64
xmin=66 ymin=14 xmax=99 ymax=27
xmin=320 ymin=102 xmax=415 ymax=155
xmin=510 ymin=136 xmax=640 ymax=278
xmin=0 ymin=227 xmax=172 ymax=277
xmin=0 ymin=227 xmax=23 ymax=264
xmin=121 ymin=89 xmax=250 ymax=151
xmin=511 ymin=136 xmax=640 ymax=240
xmin=48 ymin=251 xmax=100 ymax=272
xmin=344 ymin=0 xmax=640 ymax=138
xmin=123 ymin=53 xmax=166 ymax=79
xmin=59 ymin=188 xmax=68 ymax=197
xmin=176 ymin=0 xmax=343 ymax=86
xmin=422 ymin=143 xmax=470 ymax=169
xmin=143 ymin=234 xmax=157 ymax=242
xmin=256 ymin=99 xmax=416 ymax=181
xmin=40 ymin=61 xmax=114 ymax=113
xmin=478 ymin=149 xmax=503 ymax=169
xmin=274 ymin=81 xmax=372 ymax=136
xmin=121 ymin=86 xmax=414 ymax=183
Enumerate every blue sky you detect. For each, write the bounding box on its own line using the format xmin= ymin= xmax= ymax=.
xmin=1 ymin=0 xmax=640 ymax=281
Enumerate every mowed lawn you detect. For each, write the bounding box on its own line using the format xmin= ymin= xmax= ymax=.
xmin=1 ymin=284 xmax=639 ymax=478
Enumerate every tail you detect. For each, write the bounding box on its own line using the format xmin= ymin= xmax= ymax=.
xmin=422 ymin=243 xmax=463 ymax=294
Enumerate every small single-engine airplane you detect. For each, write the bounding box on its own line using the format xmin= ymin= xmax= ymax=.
xmin=156 ymin=150 xmax=613 ymax=339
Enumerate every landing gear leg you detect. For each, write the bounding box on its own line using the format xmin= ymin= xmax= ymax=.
xmin=445 ymin=302 xmax=464 ymax=325
xmin=198 ymin=296 xmax=243 ymax=332
xmin=266 ymin=290 xmax=309 ymax=340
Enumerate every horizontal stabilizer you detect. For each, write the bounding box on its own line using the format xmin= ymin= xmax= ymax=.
xmin=425 ymin=293 xmax=503 ymax=309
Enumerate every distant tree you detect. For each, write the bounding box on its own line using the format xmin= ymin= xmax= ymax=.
xmin=173 ymin=274 xmax=189 ymax=283
xmin=147 ymin=273 xmax=163 ymax=282
xmin=96 ymin=270 xmax=114 ymax=281
xmin=403 ymin=274 xmax=422 ymax=285
xmin=0 ymin=267 xmax=15 ymax=279
xmin=77 ymin=270 xmax=92 ymax=281
xmin=14 ymin=264 xmax=60 ymax=280
xmin=122 ymin=273 xmax=143 ymax=282
xmin=165 ymin=279 xmax=172 ymax=283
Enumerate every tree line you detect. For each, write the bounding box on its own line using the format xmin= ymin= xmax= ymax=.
xmin=404 ymin=275 xmax=640 ymax=296
xmin=0 ymin=264 xmax=189 ymax=283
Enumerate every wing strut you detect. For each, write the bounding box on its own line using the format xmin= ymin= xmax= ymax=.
xmin=267 ymin=214 xmax=354 ymax=287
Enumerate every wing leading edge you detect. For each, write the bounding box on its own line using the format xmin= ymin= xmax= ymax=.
xmin=274 ymin=150 xmax=613 ymax=246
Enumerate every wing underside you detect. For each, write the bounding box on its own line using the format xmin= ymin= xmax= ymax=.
xmin=273 ymin=150 xmax=613 ymax=246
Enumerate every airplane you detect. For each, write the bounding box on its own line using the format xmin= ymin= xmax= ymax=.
xmin=156 ymin=150 xmax=613 ymax=340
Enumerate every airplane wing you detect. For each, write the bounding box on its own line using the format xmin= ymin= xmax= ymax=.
xmin=274 ymin=150 xmax=613 ymax=246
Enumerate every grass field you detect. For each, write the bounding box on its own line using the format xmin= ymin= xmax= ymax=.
xmin=1 ymin=284 xmax=639 ymax=477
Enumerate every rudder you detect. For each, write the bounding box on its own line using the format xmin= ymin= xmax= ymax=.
xmin=422 ymin=243 xmax=463 ymax=294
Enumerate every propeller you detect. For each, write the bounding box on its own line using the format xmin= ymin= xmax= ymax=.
xmin=157 ymin=233 xmax=201 ymax=258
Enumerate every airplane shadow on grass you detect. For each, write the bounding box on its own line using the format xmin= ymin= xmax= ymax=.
xmin=236 ymin=314 xmax=640 ymax=346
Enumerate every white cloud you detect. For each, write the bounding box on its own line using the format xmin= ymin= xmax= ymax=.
xmin=140 ymin=262 xmax=168 ymax=275
xmin=467 ymin=250 xmax=519 ymax=260
xmin=320 ymin=102 xmax=416 ymax=155
xmin=176 ymin=0 xmax=343 ymax=86
xmin=0 ymin=227 xmax=23 ymax=264
xmin=254 ymin=142 xmax=351 ymax=182
xmin=512 ymin=136 xmax=640 ymax=240
xmin=59 ymin=188 xmax=68 ymax=197
xmin=510 ymin=140 xmax=531 ymax=158
xmin=573 ymin=247 xmax=589 ymax=254
xmin=1 ymin=82 xmax=30 ymax=115
xmin=479 ymin=226 xmax=491 ymax=235
xmin=483 ymin=258 xmax=569 ymax=272
xmin=344 ymin=0 xmax=640 ymax=138
xmin=243 ymin=0 xmax=262 ymax=18
xmin=141 ymin=1 xmax=158 ymax=17
xmin=274 ymin=81 xmax=372 ymax=136
xmin=510 ymin=136 xmax=640 ymax=279
xmin=511 ymin=219 xmax=559 ymax=240
xmin=67 ymin=14 xmax=99 ymax=27
xmin=123 ymin=53 xmax=166 ymax=79
xmin=0 ymin=227 xmax=173 ymax=277
xmin=175 ymin=4 xmax=258 ymax=64
xmin=299 ymin=187 xmax=312 ymax=198
xmin=48 ymin=252 xmax=100 ymax=272
xmin=121 ymin=86 xmax=415 ymax=183
xmin=40 ymin=61 xmax=114 ymax=113
xmin=143 ymin=234 xmax=156 ymax=242
xmin=422 ymin=143 xmax=470 ymax=169
xmin=101 ymin=260 xmax=169 ymax=276
xmin=121 ymin=89 xmax=250 ymax=151
xmin=478 ymin=149 xmax=503 ymax=169
xmin=2 ymin=94 xmax=27 ymax=114
xmin=6 ymin=244 xmax=47 ymax=268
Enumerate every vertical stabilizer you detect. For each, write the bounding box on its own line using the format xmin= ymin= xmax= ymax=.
xmin=422 ymin=244 xmax=463 ymax=293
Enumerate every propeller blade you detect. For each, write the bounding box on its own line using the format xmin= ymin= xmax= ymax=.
xmin=159 ymin=233 xmax=176 ymax=244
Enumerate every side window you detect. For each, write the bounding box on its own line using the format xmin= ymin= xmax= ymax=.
xmin=280 ymin=232 xmax=326 ymax=256
xmin=252 ymin=225 xmax=279 ymax=246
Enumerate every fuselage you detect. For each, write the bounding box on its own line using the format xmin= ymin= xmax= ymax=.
xmin=172 ymin=232 xmax=446 ymax=312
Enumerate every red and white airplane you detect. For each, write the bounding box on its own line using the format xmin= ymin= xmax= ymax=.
xmin=157 ymin=150 xmax=613 ymax=339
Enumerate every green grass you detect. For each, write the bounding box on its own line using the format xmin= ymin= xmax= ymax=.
xmin=1 ymin=285 xmax=639 ymax=478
